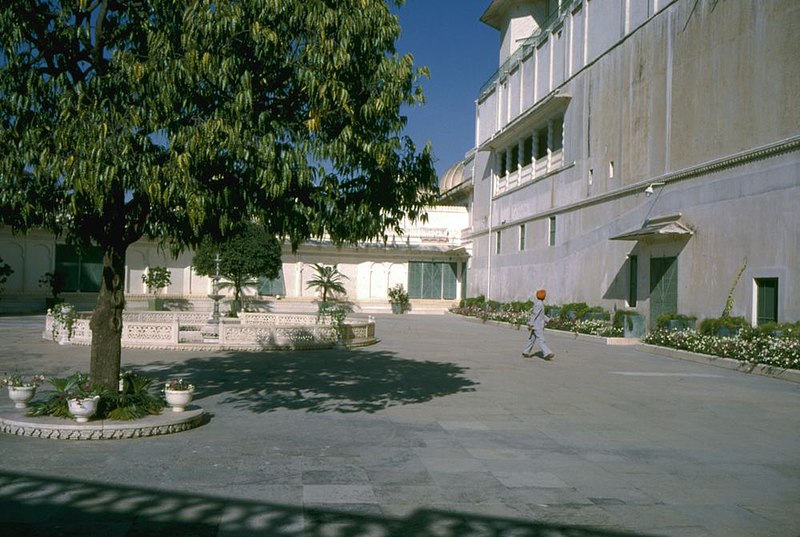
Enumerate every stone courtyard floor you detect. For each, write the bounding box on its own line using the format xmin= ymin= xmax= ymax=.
xmin=0 ymin=313 xmax=798 ymax=536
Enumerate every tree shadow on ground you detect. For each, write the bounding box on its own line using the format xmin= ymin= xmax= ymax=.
xmin=0 ymin=470 xmax=657 ymax=537
xmin=142 ymin=347 xmax=478 ymax=414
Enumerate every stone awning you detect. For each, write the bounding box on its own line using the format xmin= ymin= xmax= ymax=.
xmin=610 ymin=213 xmax=694 ymax=241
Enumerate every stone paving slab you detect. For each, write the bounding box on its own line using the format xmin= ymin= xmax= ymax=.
xmin=0 ymin=314 xmax=798 ymax=536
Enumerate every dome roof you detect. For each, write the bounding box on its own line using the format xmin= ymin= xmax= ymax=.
xmin=439 ymin=161 xmax=465 ymax=193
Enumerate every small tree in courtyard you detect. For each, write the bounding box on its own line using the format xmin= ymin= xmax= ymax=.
xmin=307 ymin=264 xmax=348 ymax=303
xmin=193 ymin=226 xmax=283 ymax=307
xmin=0 ymin=257 xmax=13 ymax=300
xmin=0 ymin=1 xmax=437 ymax=391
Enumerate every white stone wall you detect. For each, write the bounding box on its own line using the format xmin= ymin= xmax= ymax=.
xmin=0 ymin=207 xmax=469 ymax=313
xmin=465 ymin=0 xmax=800 ymax=325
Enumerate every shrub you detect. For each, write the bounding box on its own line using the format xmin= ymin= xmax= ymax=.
xmin=655 ymin=312 xmax=697 ymax=329
xmin=699 ymin=316 xmax=748 ymax=336
xmin=559 ymin=302 xmax=589 ymax=320
xmin=142 ymin=266 xmax=171 ymax=295
xmin=643 ymin=328 xmax=799 ymax=370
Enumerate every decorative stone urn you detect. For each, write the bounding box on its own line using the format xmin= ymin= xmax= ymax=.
xmin=67 ymin=396 xmax=100 ymax=423
xmin=8 ymin=386 xmax=36 ymax=409
xmin=164 ymin=388 xmax=194 ymax=412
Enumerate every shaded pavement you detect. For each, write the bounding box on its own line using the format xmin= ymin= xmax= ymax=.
xmin=0 ymin=314 xmax=798 ymax=536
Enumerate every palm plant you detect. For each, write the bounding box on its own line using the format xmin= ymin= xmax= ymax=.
xmin=306 ymin=264 xmax=348 ymax=303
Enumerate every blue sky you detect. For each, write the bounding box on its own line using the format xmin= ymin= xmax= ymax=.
xmin=394 ymin=1 xmax=499 ymax=179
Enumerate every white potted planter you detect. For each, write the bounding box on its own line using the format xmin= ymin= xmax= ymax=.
xmin=8 ymin=385 xmax=37 ymax=409
xmin=67 ymin=395 xmax=100 ymax=423
xmin=164 ymin=388 xmax=194 ymax=412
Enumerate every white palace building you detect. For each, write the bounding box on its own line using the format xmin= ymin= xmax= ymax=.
xmin=443 ymin=0 xmax=799 ymax=327
xmin=1 ymin=0 xmax=798 ymax=327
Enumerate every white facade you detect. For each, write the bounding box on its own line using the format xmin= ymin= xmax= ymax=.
xmin=459 ymin=0 xmax=800 ymax=326
xmin=0 ymin=206 xmax=469 ymax=314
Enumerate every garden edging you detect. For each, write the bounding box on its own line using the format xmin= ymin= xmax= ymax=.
xmin=636 ymin=343 xmax=800 ymax=384
xmin=449 ymin=312 xmax=799 ymax=383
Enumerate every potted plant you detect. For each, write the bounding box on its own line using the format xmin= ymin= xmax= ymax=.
xmin=164 ymin=378 xmax=195 ymax=412
xmin=699 ymin=316 xmax=748 ymax=337
xmin=65 ymin=372 xmax=101 ymax=423
xmin=2 ymin=372 xmax=46 ymax=409
xmin=142 ymin=266 xmax=171 ymax=310
xmin=50 ymin=302 xmax=78 ymax=344
xmin=387 ymin=284 xmax=410 ymax=314
xmin=38 ymin=271 xmax=66 ymax=309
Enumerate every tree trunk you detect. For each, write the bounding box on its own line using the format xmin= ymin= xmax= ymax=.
xmin=90 ymin=244 xmax=127 ymax=392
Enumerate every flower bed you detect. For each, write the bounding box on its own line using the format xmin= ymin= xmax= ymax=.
xmin=452 ymin=299 xmax=799 ymax=371
xmin=449 ymin=306 xmax=622 ymax=337
xmin=643 ymin=328 xmax=800 ymax=370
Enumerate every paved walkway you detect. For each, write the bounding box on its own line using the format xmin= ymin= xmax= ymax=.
xmin=0 ymin=314 xmax=798 ymax=536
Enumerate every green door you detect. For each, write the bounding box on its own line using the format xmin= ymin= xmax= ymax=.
xmin=650 ymin=257 xmax=677 ymax=328
xmin=755 ymin=278 xmax=778 ymax=325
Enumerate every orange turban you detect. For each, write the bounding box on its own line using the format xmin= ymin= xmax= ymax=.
xmin=536 ymin=289 xmax=546 ymax=300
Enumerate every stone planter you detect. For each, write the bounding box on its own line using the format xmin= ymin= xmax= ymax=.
xmin=68 ymin=396 xmax=100 ymax=423
xmin=148 ymin=298 xmax=165 ymax=311
xmin=583 ymin=311 xmax=607 ymax=321
xmin=667 ymin=319 xmax=695 ymax=332
xmin=390 ymin=302 xmax=404 ymax=314
xmin=716 ymin=326 xmax=741 ymax=338
xmin=164 ymin=388 xmax=194 ymax=412
xmin=623 ymin=313 xmax=646 ymax=338
xmin=8 ymin=386 xmax=37 ymax=409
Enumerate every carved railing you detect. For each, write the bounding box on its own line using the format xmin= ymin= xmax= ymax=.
xmin=44 ymin=311 xmax=376 ymax=350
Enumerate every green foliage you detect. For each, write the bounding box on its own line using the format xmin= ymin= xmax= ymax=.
xmin=655 ymin=312 xmax=697 ymax=329
xmin=387 ymin=284 xmax=409 ymax=307
xmin=38 ymin=271 xmax=66 ymax=299
xmin=699 ymin=316 xmax=749 ymax=336
xmin=27 ymin=372 xmax=102 ymax=418
xmin=50 ymin=302 xmax=78 ymax=340
xmin=559 ymin=302 xmax=589 ymax=320
xmin=0 ymin=0 xmax=436 ymax=387
xmin=307 ymin=264 xmax=348 ymax=303
xmin=613 ymin=310 xmax=643 ymax=329
xmin=141 ymin=266 xmax=172 ymax=296
xmin=459 ymin=296 xmax=485 ymax=309
xmin=451 ymin=300 xmax=623 ymax=337
xmin=194 ymin=225 xmax=283 ymax=302
xmin=28 ymin=371 xmax=164 ymax=420
xmin=743 ymin=321 xmax=800 ymax=340
xmin=508 ymin=300 xmax=533 ymax=313
xmin=105 ymin=371 xmax=165 ymax=420
xmin=0 ymin=256 xmax=12 ymax=299
xmin=643 ymin=328 xmax=800 ymax=370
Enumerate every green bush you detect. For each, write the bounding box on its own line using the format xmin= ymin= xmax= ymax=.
xmin=613 ymin=310 xmax=647 ymax=331
xmin=699 ymin=316 xmax=749 ymax=336
xmin=559 ymin=302 xmax=589 ymax=320
xmin=508 ymin=300 xmax=533 ymax=312
xmin=460 ymin=295 xmax=486 ymax=309
xmin=655 ymin=312 xmax=697 ymax=329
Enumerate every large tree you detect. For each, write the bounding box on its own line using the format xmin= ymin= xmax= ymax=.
xmin=0 ymin=0 xmax=437 ymax=390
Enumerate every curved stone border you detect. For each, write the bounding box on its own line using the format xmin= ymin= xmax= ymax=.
xmin=0 ymin=407 xmax=206 ymax=440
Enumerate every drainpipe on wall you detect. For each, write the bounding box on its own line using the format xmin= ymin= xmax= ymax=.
xmin=487 ymin=171 xmax=493 ymax=301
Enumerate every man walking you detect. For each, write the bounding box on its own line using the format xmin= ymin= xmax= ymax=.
xmin=522 ymin=288 xmax=554 ymax=360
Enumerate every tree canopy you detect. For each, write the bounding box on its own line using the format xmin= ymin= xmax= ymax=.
xmin=193 ymin=225 xmax=283 ymax=303
xmin=0 ymin=0 xmax=438 ymax=389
